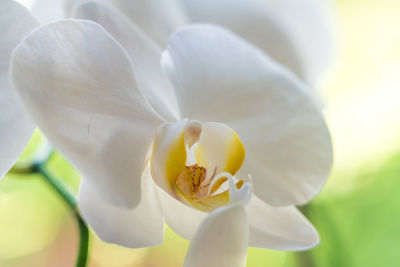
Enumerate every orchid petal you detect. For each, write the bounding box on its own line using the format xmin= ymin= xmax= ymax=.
xmin=11 ymin=19 xmax=164 ymax=207
xmin=104 ymin=0 xmax=187 ymax=46
xmin=184 ymin=204 xmax=248 ymax=267
xmin=74 ymin=1 xmax=179 ymax=121
xmin=30 ymin=0 xmax=64 ymax=23
xmin=64 ymin=0 xmax=82 ymax=16
xmin=150 ymin=120 xmax=188 ymax=196
xmin=158 ymin=187 xmax=206 ymax=240
xmin=0 ymin=0 xmax=38 ymax=178
xmin=162 ymin=192 xmax=319 ymax=251
xmin=195 ymin=122 xmax=245 ymax=179
xmin=163 ymin=25 xmax=332 ymax=206
xmin=247 ymin=196 xmax=319 ymax=250
xmin=162 ymin=178 xmax=252 ymax=244
xmin=78 ymin=165 xmax=164 ymax=248
xmin=179 ymin=0 xmax=334 ymax=85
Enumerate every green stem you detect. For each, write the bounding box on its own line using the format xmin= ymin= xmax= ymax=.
xmin=295 ymin=204 xmax=316 ymax=267
xmin=75 ymin=213 xmax=90 ymax=267
xmin=33 ymin=163 xmax=89 ymax=267
xmin=296 ymin=250 xmax=315 ymax=267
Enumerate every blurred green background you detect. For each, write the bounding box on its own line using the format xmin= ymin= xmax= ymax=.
xmin=2 ymin=0 xmax=400 ymax=266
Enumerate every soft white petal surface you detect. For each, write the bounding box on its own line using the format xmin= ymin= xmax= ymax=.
xmin=179 ymin=0 xmax=334 ymax=85
xmin=158 ymin=187 xmax=206 ymax=240
xmin=0 ymin=0 xmax=38 ymax=178
xmin=30 ymin=0 xmax=64 ymax=23
xmin=163 ymin=25 xmax=332 ymax=206
xmin=74 ymin=1 xmax=178 ymax=121
xmin=195 ymin=122 xmax=245 ymax=179
xmin=247 ymin=196 xmax=319 ymax=250
xmin=162 ymin=185 xmax=317 ymax=251
xmin=184 ymin=204 xmax=248 ymax=267
xmin=11 ymin=19 xmax=164 ymax=207
xmin=79 ymin=165 xmax=164 ymax=248
xmin=104 ymin=0 xmax=187 ymax=46
xmin=64 ymin=0 xmax=81 ymax=15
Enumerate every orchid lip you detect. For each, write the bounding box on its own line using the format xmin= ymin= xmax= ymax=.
xmin=150 ymin=119 xmax=250 ymax=212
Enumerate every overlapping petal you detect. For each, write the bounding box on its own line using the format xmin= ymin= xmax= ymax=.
xmin=158 ymin=187 xmax=206 ymax=240
xmin=150 ymin=120 xmax=188 ymax=195
xmin=64 ymin=0 xmax=80 ymax=15
xmin=73 ymin=1 xmax=179 ymax=121
xmin=78 ymin=165 xmax=164 ymax=248
xmin=162 ymin=25 xmax=332 ymax=207
xmin=247 ymin=196 xmax=319 ymax=250
xmin=0 ymin=0 xmax=38 ymax=178
xmin=195 ymin=122 xmax=245 ymax=179
xmin=179 ymin=0 xmax=334 ymax=85
xmin=11 ymin=19 xmax=164 ymax=207
xmin=30 ymin=0 xmax=65 ymax=23
xmin=100 ymin=0 xmax=188 ymax=46
xmin=184 ymin=204 xmax=248 ymax=267
xmin=161 ymin=190 xmax=319 ymax=251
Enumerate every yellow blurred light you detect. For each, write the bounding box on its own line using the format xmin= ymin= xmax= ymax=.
xmin=89 ymin=232 xmax=148 ymax=267
xmin=0 ymin=174 xmax=67 ymax=260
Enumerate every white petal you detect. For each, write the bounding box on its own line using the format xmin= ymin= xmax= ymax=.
xmin=180 ymin=0 xmax=334 ymax=85
xmin=104 ymin=0 xmax=187 ymax=46
xmin=228 ymin=177 xmax=253 ymax=207
xmin=11 ymin=20 xmax=164 ymax=207
xmin=74 ymin=1 xmax=179 ymax=121
xmin=64 ymin=0 xmax=80 ymax=16
xmin=30 ymin=0 xmax=65 ymax=23
xmin=163 ymin=25 xmax=332 ymax=206
xmin=247 ymin=196 xmax=319 ymax=251
xmin=78 ymin=165 xmax=164 ymax=248
xmin=184 ymin=204 xmax=248 ymax=267
xmin=195 ymin=122 xmax=245 ymax=179
xmin=14 ymin=0 xmax=35 ymax=9
xmin=159 ymin=174 xmax=254 ymax=242
xmin=158 ymin=187 xmax=206 ymax=240
xmin=0 ymin=0 xmax=38 ymax=178
xmin=161 ymin=191 xmax=319 ymax=252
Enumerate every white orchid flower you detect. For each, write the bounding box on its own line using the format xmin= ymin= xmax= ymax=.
xmin=0 ymin=0 xmax=40 ymax=178
xmin=10 ymin=5 xmax=332 ymax=266
xmin=65 ymin=0 xmax=334 ymax=87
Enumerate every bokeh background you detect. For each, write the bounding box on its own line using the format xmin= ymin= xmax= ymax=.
xmin=1 ymin=0 xmax=400 ymax=266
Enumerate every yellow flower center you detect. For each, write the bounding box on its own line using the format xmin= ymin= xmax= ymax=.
xmin=150 ymin=120 xmax=247 ymax=212
xmin=174 ymin=163 xmax=244 ymax=211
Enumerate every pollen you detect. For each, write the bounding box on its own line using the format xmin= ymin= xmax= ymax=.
xmin=176 ymin=164 xmax=209 ymax=199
